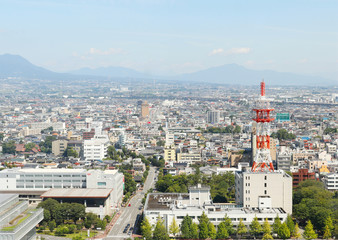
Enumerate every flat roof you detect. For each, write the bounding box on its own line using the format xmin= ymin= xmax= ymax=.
xmin=0 ymin=194 xmax=17 ymax=205
xmin=41 ymin=188 xmax=113 ymax=198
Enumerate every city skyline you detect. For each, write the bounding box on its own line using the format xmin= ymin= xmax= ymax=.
xmin=0 ymin=0 xmax=337 ymax=82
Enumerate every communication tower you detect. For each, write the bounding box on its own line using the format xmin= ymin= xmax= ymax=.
xmin=252 ymin=80 xmax=275 ymax=171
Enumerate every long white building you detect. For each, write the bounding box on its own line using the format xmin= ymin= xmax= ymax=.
xmin=144 ymin=185 xmax=288 ymax=230
xmin=0 ymin=168 xmax=123 ymax=208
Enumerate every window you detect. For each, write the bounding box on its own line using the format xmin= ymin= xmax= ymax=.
xmin=98 ymin=182 xmax=106 ymax=186
xmin=264 ymin=183 xmax=267 ymax=187
xmin=264 ymin=190 xmax=267 ymax=194
xmin=264 ymin=176 xmax=267 ymax=180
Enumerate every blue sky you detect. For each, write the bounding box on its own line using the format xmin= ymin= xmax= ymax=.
xmin=0 ymin=0 xmax=337 ymax=79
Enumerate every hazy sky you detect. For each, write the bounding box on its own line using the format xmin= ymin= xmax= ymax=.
xmin=0 ymin=0 xmax=337 ymax=79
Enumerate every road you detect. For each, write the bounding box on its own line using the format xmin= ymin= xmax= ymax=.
xmin=105 ymin=167 xmax=157 ymax=240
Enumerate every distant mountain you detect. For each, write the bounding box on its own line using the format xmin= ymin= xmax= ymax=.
xmin=0 ymin=54 xmax=64 ymax=79
xmin=70 ymin=66 xmax=152 ymax=79
xmin=175 ymin=64 xmax=337 ymax=86
xmin=0 ymin=54 xmax=336 ymax=86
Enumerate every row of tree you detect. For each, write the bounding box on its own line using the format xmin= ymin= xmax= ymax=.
xmin=141 ymin=213 xmax=320 ymax=240
xmin=203 ymin=125 xmax=241 ymax=134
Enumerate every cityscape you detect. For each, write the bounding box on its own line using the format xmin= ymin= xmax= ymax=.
xmin=0 ymin=1 xmax=338 ymax=240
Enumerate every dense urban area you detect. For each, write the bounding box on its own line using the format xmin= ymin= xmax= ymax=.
xmin=0 ymin=78 xmax=337 ymax=240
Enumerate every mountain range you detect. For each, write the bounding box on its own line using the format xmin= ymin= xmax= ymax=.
xmin=0 ymin=54 xmax=336 ymax=86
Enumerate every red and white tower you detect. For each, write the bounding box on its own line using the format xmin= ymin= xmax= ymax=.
xmin=252 ymin=80 xmax=275 ymax=172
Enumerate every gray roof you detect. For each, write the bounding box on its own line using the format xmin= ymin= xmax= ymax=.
xmin=41 ymin=188 xmax=113 ymax=198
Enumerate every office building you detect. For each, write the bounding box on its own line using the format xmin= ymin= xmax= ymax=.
xmin=84 ymin=135 xmax=110 ymax=160
xmin=207 ymin=111 xmax=221 ymax=124
xmin=235 ymin=170 xmax=292 ymax=214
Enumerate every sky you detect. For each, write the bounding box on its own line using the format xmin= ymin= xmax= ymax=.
xmin=0 ymin=0 xmax=337 ymax=80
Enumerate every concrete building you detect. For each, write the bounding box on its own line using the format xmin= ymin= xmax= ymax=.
xmin=324 ymin=173 xmax=338 ymax=191
xmin=292 ymin=169 xmax=315 ymax=187
xmin=177 ymin=152 xmax=201 ymax=165
xmin=207 ymin=111 xmax=221 ymax=124
xmin=144 ymin=185 xmax=288 ymax=230
xmin=276 ymin=152 xmax=292 ymax=171
xmin=0 ymin=194 xmax=43 ymax=240
xmin=52 ymin=139 xmax=68 ymax=156
xmin=141 ymin=101 xmax=150 ymax=118
xmin=84 ymin=135 xmax=110 ymax=160
xmin=0 ymin=169 xmax=123 ymax=207
xmin=164 ymin=145 xmax=176 ymax=163
xmin=235 ymin=170 xmax=292 ymax=214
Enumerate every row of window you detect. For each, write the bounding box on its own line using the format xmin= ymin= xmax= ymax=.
xmin=17 ymin=184 xmax=84 ymax=188
xmin=22 ymin=174 xmax=85 ymax=178
xmin=18 ymin=179 xmax=85 ymax=182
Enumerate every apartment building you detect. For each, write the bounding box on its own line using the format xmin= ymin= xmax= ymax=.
xmin=84 ymin=135 xmax=110 ymax=160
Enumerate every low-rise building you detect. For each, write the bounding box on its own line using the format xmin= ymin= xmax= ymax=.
xmin=0 ymin=194 xmax=43 ymax=240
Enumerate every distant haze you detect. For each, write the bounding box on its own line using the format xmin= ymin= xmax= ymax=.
xmin=0 ymin=54 xmax=336 ymax=86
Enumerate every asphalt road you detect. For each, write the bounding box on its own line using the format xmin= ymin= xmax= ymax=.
xmin=105 ymin=167 xmax=157 ymax=240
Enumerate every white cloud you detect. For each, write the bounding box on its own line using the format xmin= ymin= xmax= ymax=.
xmin=89 ymin=48 xmax=124 ymax=55
xmin=209 ymin=47 xmax=251 ymax=56
xmin=209 ymin=48 xmax=225 ymax=56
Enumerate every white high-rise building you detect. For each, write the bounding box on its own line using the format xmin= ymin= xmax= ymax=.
xmin=84 ymin=135 xmax=110 ymax=160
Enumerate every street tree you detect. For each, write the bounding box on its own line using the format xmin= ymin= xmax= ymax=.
xmin=249 ymin=216 xmax=262 ymax=239
xmin=237 ymin=218 xmax=248 ymax=238
xmin=285 ymin=214 xmax=295 ymax=236
xmin=169 ymin=218 xmax=180 ymax=238
xmin=272 ymin=214 xmax=282 ymax=234
xmin=208 ymin=222 xmax=216 ymax=239
xmin=303 ymin=220 xmax=317 ymax=240
xmin=153 ymin=218 xmax=169 ymax=240
xmin=323 ymin=225 xmax=331 ymax=239
xmin=294 ymin=223 xmax=301 ymax=239
xmin=180 ymin=215 xmax=192 ymax=239
xmin=277 ymin=222 xmax=290 ymax=240
xmin=216 ymin=222 xmax=229 ymax=239
xmin=141 ymin=217 xmax=152 ymax=240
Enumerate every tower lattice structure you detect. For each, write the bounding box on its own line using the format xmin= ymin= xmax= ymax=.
xmin=252 ymin=80 xmax=275 ymax=172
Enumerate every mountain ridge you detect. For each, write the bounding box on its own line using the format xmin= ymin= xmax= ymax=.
xmin=0 ymin=54 xmax=336 ymax=86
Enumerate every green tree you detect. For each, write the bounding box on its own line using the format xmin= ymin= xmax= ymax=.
xmin=272 ymin=215 xmax=282 ymax=234
xmin=180 ymin=215 xmax=192 ymax=238
xmin=223 ymin=214 xmax=235 ymax=235
xmin=141 ymin=217 xmax=152 ymax=240
xmin=294 ymin=223 xmax=301 ymax=239
xmin=199 ymin=221 xmax=209 ymax=239
xmin=70 ymin=203 xmax=86 ymax=223
xmin=277 ymin=222 xmax=290 ymax=240
xmin=198 ymin=212 xmax=210 ymax=239
xmin=208 ymin=222 xmax=216 ymax=239
xmin=249 ymin=216 xmax=262 ymax=238
xmin=262 ymin=233 xmax=273 ymax=240
xmin=55 ymin=225 xmax=69 ymax=236
xmin=262 ymin=219 xmax=272 ymax=234
xmin=68 ymin=224 xmax=76 ymax=233
xmin=237 ymin=218 xmax=247 ymax=238
xmin=285 ymin=214 xmax=295 ymax=236
xmin=190 ymin=222 xmax=199 ymax=239
xmin=303 ymin=220 xmax=317 ymax=240
xmin=2 ymin=140 xmax=16 ymax=154
xmin=324 ymin=216 xmax=334 ymax=233
xmin=323 ymin=225 xmax=331 ymax=239
xmin=64 ymin=147 xmax=78 ymax=158
xmin=169 ymin=218 xmax=180 ymax=237
xmin=153 ymin=218 xmax=169 ymax=240
xmin=216 ymin=222 xmax=229 ymax=239
xmin=48 ymin=220 xmax=56 ymax=232
xmin=24 ymin=142 xmax=37 ymax=152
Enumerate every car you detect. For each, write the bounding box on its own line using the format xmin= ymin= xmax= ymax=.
xmin=128 ymin=203 xmax=131 ymax=207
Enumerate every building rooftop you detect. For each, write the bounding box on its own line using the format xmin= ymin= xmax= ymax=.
xmin=41 ymin=188 xmax=113 ymax=198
